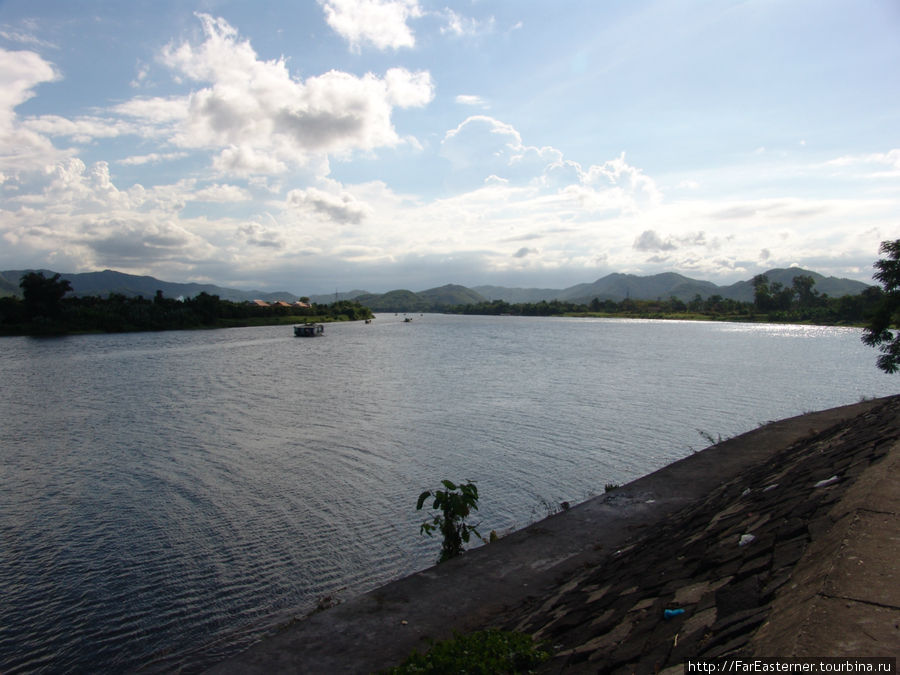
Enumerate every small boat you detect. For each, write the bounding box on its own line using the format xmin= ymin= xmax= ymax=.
xmin=294 ymin=323 xmax=324 ymax=337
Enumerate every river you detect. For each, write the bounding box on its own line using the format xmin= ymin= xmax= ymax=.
xmin=0 ymin=315 xmax=895 ymax=672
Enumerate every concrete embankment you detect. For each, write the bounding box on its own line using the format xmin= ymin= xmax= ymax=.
xmin=207 ymin=396 xmax=900 ymax=673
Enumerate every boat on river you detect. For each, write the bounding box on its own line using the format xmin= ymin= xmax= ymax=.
xmin=294 ymin=323 xmax=324 ymax=337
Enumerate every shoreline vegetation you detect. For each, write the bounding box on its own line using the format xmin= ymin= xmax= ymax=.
xmin=0 ymin=269 xmax=889 ymax=337
xmin=0 ymin=273 xmax=373 ymax=336
xmin=443 ymin=273 xmax=882 ymax=327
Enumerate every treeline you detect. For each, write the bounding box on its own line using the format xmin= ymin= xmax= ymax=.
xmin=0 ymin=272 xmax=373 ymax=335
xmin=447 ymin=274 xmax=883 ymax=326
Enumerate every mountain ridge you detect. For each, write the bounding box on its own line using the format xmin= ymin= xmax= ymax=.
xmin=0 ymin=267 xmax=872 ymax=309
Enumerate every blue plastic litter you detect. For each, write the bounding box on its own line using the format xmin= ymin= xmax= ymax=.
xmin=663 ymin=608 xmax=685 ymax=619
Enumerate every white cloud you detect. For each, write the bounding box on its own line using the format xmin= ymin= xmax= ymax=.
xmin=826 ymin=149 xmax=900 ymax=179
xmin=441 ymin=115 xmax=523 ymax=169
xmin=190 ymin=183 xmax=252 ymax=203
xmin=22 ymin=114 xmax=143 ymax=143
xmin=455 ymin=94 xmax=488 ymax=108
xmin=151 ymin=14 xmax=433 ymax=176
xmin=385 ymin=68 xmax=434 ymax=107
xmin=237 ymin=221 xmax=285 ymax=249
xmin=286 ymin=185 xmax=372 ymax=225
xmin=439 ymin=8 xmax=494 ymax=37
xmin=634 ymin=230 xmax=676 ymax=252
xmin=440 ymin=117 xmax=662 ymax=219
xmin=0 ymin=27 xmax=57 ymax=50
xmin=0 ymin=47 xmax=65 ymax=171
xmin=827 ymin=149 xmax=900 ymax=168
xmin=84 ymin=219 xmax=200 ymax=263
xmin=318 ymin=0 xmax=421 ymax=52
xmin=118 ymin=151 xmax=188 ymax=166
xmin=113 ymin=96 xmax=190 ymax=124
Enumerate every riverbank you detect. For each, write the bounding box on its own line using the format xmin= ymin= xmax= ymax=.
xmin=206 ymin=395 xmax=899 ymax=672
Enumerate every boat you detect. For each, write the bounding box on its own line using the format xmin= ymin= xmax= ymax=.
xmin=294 ymin=323 xmax=324 ymax=337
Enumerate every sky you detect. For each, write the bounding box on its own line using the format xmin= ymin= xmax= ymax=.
xmin=1 ymin=1 xmax=899 ymax=294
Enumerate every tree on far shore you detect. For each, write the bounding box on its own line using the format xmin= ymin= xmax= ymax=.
xmin=20 ymin=272 xmax=72 ymax=320
xmin=862 ymin=239 xmax=900 ymax=373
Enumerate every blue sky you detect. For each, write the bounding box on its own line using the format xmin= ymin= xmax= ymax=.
xmin=1 ymin=0 xmax=898 ymax=294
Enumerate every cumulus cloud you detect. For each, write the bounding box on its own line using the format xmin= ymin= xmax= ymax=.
xmin=513 ymin=247 xmax=538 ymax=258
xmin=318 ymin=0 xmax=421 ymax=51
xmin=0 ymin=47 xmax=58 ymax=112
xmin=0 ymin=155 xmax=227 ymax=273
xmin=441 ymin=119 xmax=661 ymax=216
xmin=441 ymin=115 xmax=523 ymax=170
xmin=634 ymin=230 xmax=676 ymax=252
xmin=153 ymin=14 xmax=433 ymax=176
xmin=237 ymin=222 xmax=284 ymax=249
xmin=0 ymin=47 xmax=64 ymax=171
xmin=85 ymin=219 xmax=196 ymax=262
xmin=190 ymin=183 xmax=251 ymax=203
xmin=287 ymin=186 xmax=372 ymax=224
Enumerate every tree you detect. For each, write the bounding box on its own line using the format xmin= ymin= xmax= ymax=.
xmin=752 ymin=274 xmax=771 ymax=311
xmin=417 ymin=480 xmax=481 ymax=563
xmin=792 ymin=275 xmax=819 ymax=308
xmin=20 ymin=272 xmax=73 ymax=319
xmin=862 ymin=240 xmax=900 ymax=373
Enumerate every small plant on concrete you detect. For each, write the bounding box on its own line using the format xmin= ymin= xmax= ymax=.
xmin=417 ymin=480 xmax=481 ymax=563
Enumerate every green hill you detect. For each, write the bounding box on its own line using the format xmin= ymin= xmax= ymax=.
xmin=720 ymin=269 xmax=871 ymax=302
xmin=558 ymin=272 xmax=721 ymax=303
xmin=417 ymin=284 xmax=486 ymax=308
xmin=354 ymin=289 xmax=431 ymax=312
xmin=0 ymin=269 xmax=300 ymax=303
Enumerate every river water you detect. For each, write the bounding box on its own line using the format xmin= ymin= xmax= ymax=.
xmin=0 ymin=315 xmax=895 ymax=672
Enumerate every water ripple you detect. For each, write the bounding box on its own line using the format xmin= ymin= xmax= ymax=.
xmin=0 ymin=317 xmax=895 ymax=672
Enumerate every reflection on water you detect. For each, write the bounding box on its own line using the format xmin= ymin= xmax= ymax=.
xmin=0 ymin=316 xmax=894 ymax=672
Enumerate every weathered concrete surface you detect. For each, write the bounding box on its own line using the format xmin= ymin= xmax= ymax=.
xmin=206 ymin=396 xmax=899 ymax=673
xmin=751 ymin=426 xmax=900 ymax=657
xmin=510 ymin=396 xmax=900 ymax=672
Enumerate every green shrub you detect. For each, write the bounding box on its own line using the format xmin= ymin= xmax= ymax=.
xmin=417 ymin=480 xmax=481 ymax=563
xmin=382 ymin=629 xmax=549 ymax=674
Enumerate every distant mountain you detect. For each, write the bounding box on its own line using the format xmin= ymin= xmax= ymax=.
xmin=418 ymin=284 xmax=486 ymax=307
xmin=557 ymin=272 xmax=722 ymax=304
xmin=474 ymin=268 xmax=871 ymax=304
xmin=1 ymin=266 xmax=872 ymax=311
xmin=0 ymin=269 xmax=300 ymax=303
xmin=719 ymin=269 xmax=871 ymax=303
xmin=472 ymin=285 xmax=560 ymax=303
xmin=354 ymin=289 xmax=432 ymax=312
xmin=308 ymin=290 xmax=369 ymax=304
xmin=0 ymin=273 xmax=19 ymax=297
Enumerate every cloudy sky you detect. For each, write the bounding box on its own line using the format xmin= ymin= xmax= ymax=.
xmin=1 ymin=1 xmax=898 ymax=294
